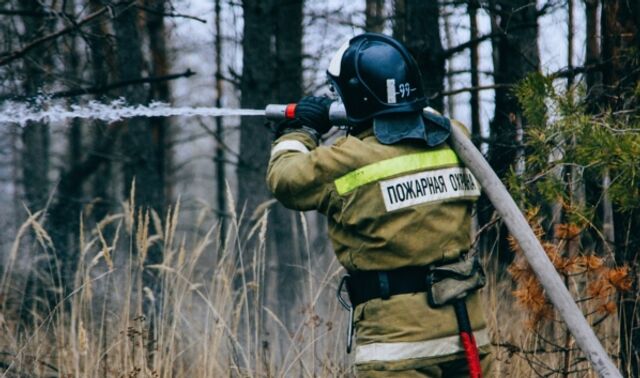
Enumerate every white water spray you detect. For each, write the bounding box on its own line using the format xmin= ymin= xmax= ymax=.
xmin=0 ymin=98 xmax=266 ymax=126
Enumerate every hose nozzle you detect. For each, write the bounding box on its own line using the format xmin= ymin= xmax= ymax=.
xmin=265 ymin=102 xmax=349 ymax=125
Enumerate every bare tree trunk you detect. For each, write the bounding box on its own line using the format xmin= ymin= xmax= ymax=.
xmin=20 ymin=0 xmax=50 ymax=213
xmin=113 ymin=3 xmax=163 ymax=213
xmin=214 ymin=0 xmax=227 ymax=240
xmin=88 ymin=0 xmax=115 ymax=225
xmin=562 ymin=4 xmax=580 ymax=364
xmin=442 ymin=5 xmax=456 ymax=118
xmin=392 ymin=0 xmax=405 ymax=39
xmin=238 ymin=0 xmax=276 ymax=362
xmin=584 ymin=0 xmax=602 ymax=99
xmin=566 ymin=0 xmax=574 ymax=89
xmin=142 ymin=0 xmax=172 ymax=360
xmin=488 ymin=0 xmax=540 ymax=179
xmin=601 ymin=0 xmax=639 ymax=109
xmin=468 ymin=0 xmax=481 ymax=140
xmin=561 ymin=0 xmax=584 ymax=257
xmin=488 ymin=0 xmax=500 ymax=80
xmin=483 ymin=0 xmax=540 ymax=266
xmin=21 ymin=126 xmax=50 ymax=211
xmin=271 ymin=0 xmax=305 ymax=340
xmin=47 ymin=7 xmax=123 ymax=291
xmin=113 ymin=2 xmax=163 ymax=311
xmin=365 ymin=0 xmax=385 ymax=33
xmin=581 ymin=0 xmax=613 ymax=253
xmin=238 ymin=0 xmax=274 ymax=216
xmin=145 ymin=0 xmax=171 ymax=211
xmin=601 ymin=1 xmax=640 ymax=375
xmin=393 ymin=0 xmax=445 ymax=111
xmin=238 ymin=0 xmax=305 ymax=360
xmin=48 ymin=0 xmax=84 ymax=294
xmin=18 ymin=0 xmax=54 ymax=319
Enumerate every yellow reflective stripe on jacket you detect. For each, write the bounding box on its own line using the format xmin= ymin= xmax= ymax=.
xmin=334 ymin=148 xmax=460 ymax=195
xmin=354 ymin=328 xmax=490 ymax=364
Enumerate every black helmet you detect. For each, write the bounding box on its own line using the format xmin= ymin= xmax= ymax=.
xmin=327 ymin=33 xmax=429 ymax=144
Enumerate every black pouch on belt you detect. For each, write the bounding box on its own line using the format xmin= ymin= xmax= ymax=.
xmin=426 ymin=254 xmax=486 ymax=308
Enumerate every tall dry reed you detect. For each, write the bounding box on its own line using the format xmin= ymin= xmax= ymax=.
xmin=0 ymin=186 xmax=350 ymax=377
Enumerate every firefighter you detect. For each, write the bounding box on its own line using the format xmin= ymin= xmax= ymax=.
xmin=266 ymin=33 xmax=493 ymax=377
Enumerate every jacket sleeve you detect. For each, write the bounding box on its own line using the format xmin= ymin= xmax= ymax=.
xmin=266 ymin=131 xmax=341 ymax=212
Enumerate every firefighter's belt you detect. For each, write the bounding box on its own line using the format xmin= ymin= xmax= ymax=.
xmin=346 ymin=266 xmax=430 ymax=307
xmin=345 ymin=256 xmax=485 ymax=308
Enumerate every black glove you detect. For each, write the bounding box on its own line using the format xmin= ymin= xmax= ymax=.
xmin=295 ymin=96 xmax=333 ymax=135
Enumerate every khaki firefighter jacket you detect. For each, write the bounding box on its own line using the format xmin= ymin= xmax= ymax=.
xmin=266 ymin=123 xmax=489 ymax=368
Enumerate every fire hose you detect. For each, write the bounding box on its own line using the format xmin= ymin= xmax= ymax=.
xmin=264 ymin=102 xmax=622 ymax=378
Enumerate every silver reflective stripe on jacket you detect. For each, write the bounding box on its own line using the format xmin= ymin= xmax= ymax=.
xmin=354 ymin=328 xmax=490 ymax=364
xmin=270 ymin=140 xmax=310 ymax=157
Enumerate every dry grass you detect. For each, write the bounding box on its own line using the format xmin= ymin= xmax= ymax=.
xmin=0 ymin=188 xmax=350 ymax=377
xmin=0 ymin=194 xmax=625 ymax=377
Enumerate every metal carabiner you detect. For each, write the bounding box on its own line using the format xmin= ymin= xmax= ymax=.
xmin=337 ymin=275 xmax=354 ymax=353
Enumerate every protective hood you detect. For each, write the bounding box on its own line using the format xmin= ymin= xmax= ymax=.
xmin=373 ymin=110 xmax=452 ymax=146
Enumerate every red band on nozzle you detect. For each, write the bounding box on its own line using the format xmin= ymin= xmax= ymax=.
xmin=285 ymin=103 xmax=297 ymax=119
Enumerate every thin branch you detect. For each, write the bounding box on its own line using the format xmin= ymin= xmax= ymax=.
xmin=195 ymin=118 xmax=242 ymax=159
xmin=0 ymin=4 xmax=118 ymax=67
xmin=1 ymin=69 xmax=196 ymax=101
xmin=442 ymin=32 xmax=503 ymax=59
xmin=549 ymin=62 xmax=607 ymax=80
xmin=492 ymin=342 xmax=570 ymax=355
xmin=473 ymin=215 xmax=501 ymax=246
xmin=430 ymin=83 xmax=511 ymax=99
xmin=537 ymin=0 xmax=565 ymax=17
xmin=0 ymin=9 xmax=52 ymax=17
xmin=446 ymin=68 xmax=495 ymax=77
xmin=0 ymin=1 xmax=136 ymax=67
xmin=136 ymin=5 xmax=207 ymax=24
